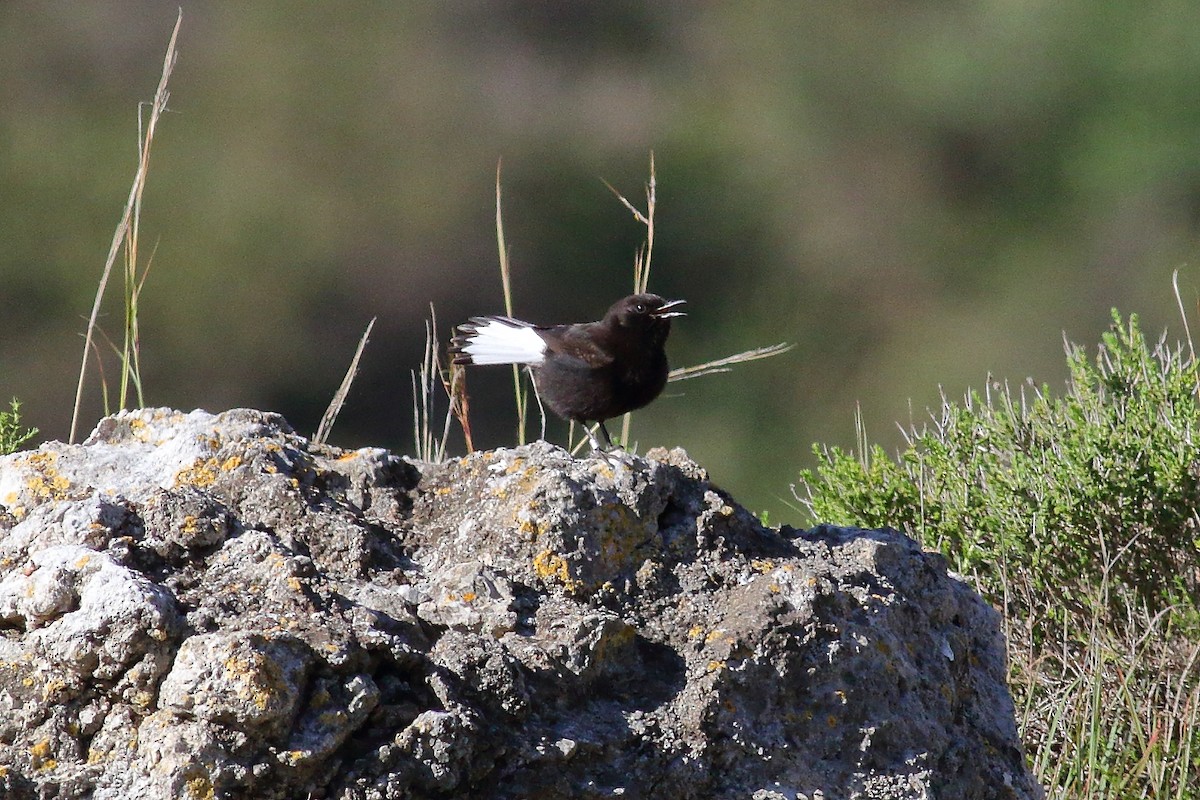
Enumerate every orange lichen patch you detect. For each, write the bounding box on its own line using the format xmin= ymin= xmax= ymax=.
xmin=750 ymin=559 xmax=776 ymax=573
xmin=132 ymin=690 xmax=156 ymax=710
xmin=30 ymin=738 xmax=56 ymax=771
xmin=687 ymin=625 xmax=705 ymax=640
xmin=533 ymin=550 xmax=580 ymax=592
xmin=173 ymin=455 xmax=243 ymax=489
xmin=22 ymin=452 xmax=71 ymax=501
xmin=222 ymin=650 xmax=285 ymax=713
xmin=197 ymin=434 xmax=223 ymax=451
xmin=41 ymin=678 xmax=68 ymax=703
xmin=184 ymin=771 xmax=215 ymax=800
xmin=491 ymin=464 xmax=540 ymax=499
xmin=517 ymin=518 xmax=540 ymax=539
xmin=128 ymin=416 xmax=148 ymax=436
xmin=704 ymin=629 xmax=728 ymax=644
xmin=590 ymin=462 xmax=615 ymax=481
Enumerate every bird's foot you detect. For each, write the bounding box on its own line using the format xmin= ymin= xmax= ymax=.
xmin=583 ymin=423 xmax=635 ymax=465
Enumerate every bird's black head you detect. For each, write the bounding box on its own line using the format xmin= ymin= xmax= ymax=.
xmin=606 ymin=293 xmax=687 ymax=331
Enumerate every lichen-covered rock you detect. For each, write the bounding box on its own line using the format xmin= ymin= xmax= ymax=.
xmin=0 ymin=408 xmax=1042 ymax=799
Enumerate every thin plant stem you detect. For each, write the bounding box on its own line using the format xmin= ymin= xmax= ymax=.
xmin=70 ymin=10 xmax=180 ymax=442
xmin=314 ymin=317 xmax=376 ymax=446
xmin=496 ymin=159 xmax=530 ymax=444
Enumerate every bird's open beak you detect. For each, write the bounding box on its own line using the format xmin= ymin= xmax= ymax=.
xmin=652 ymin=298 xmax=687 ymax=318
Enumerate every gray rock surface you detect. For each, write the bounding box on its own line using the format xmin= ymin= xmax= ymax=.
xmin=0 ymin=408 xmax=1041 ymax=799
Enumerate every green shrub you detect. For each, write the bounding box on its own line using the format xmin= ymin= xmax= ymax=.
xmin=799 ymin=310 xmax=1200 ymax=797
xmin=0 ymin=399 xmax=37 ymax=456
xmin=800 ymin=310 xmax=1200 ymax=620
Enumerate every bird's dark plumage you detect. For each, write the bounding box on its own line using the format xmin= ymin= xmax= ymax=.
xmin=450 ymin=293 xmax=686 ymax=451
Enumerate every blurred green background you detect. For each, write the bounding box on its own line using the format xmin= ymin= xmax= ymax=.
xmin=2 ymin=2 xmax=1199 ymax=521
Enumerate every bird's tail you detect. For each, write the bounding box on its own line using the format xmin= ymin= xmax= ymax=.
xmin=450 ymin=316 xmax=547 ymax=366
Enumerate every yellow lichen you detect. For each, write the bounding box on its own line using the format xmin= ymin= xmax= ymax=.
xmin=222 ymin=652 xmax=280 ymax=712
xmin=173 ymin=459 xmax=221 ymax=488
xmin=279 ymin=749 xmax=308 ymax=766
xmin=533 ymin=550 xmax=580 ymax=592
xmin=30 ymin=739 xmax=56 ymax=771
xmin=173 ymin=454 xmax=242 ymax=489
xmin=41 ymin=678 xmax=67 ymax=702
xmin=23 ymin=452 xmax=70 ymax=501
xmin=185 ymin=772 xmax=215 ymax=800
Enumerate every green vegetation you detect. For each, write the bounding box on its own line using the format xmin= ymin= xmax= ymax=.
xmin=799 ymin=310 xmax=1200 ymax=797
xmin=0 ymin=399 xmax=37 ymax=455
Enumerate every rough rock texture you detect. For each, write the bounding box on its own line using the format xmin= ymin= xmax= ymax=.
xmin=0 ymin=408 xmax=1041 ymax=799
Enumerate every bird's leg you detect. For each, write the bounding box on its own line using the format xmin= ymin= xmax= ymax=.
xmin=587 ymin=421 xmax=635 ymax=465
xmin=583 ymin=421 xmax=617 ymax=454
xmin=596 ymin=421 xmax=616 ymax=450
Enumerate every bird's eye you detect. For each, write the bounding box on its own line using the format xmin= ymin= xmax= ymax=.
xmin=634 ymin=303 xmax=646 ymax=314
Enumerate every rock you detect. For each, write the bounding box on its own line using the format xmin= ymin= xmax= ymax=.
xmin=0 ymin=407 xmax=1042 ymax=799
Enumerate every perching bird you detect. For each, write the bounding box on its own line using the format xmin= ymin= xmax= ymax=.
xmin=450 ymin=293 xmax=686 ymax=452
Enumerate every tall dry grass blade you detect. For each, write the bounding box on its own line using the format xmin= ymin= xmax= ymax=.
xmin=70 ymin=10 xmax=181 ymax=443
xmin=602 ymin=154 xmax=658 ymax=445
xmin=410 ymin=306 xmax=458 ymax=461
xmin=1173 ymin=269 xmax=1195 ymax=362
xmin=668 ymin=342 xmax=794 ymax=382
xmin=313 ymin=316 xmax=376 ymax=446
xmin=601 ymin=151 xmax=656 ymax=294
xmin=495 ymin=159 xmax=529 ymax=444
xmin=447 ymin=362 xmax=473 ymax=452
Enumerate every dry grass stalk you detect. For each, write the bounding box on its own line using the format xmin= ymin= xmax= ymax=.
xmin=313 ymin=316 xmax=376 ymax=446
xmin=70 ymin=11 xmax=181 ymax=443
